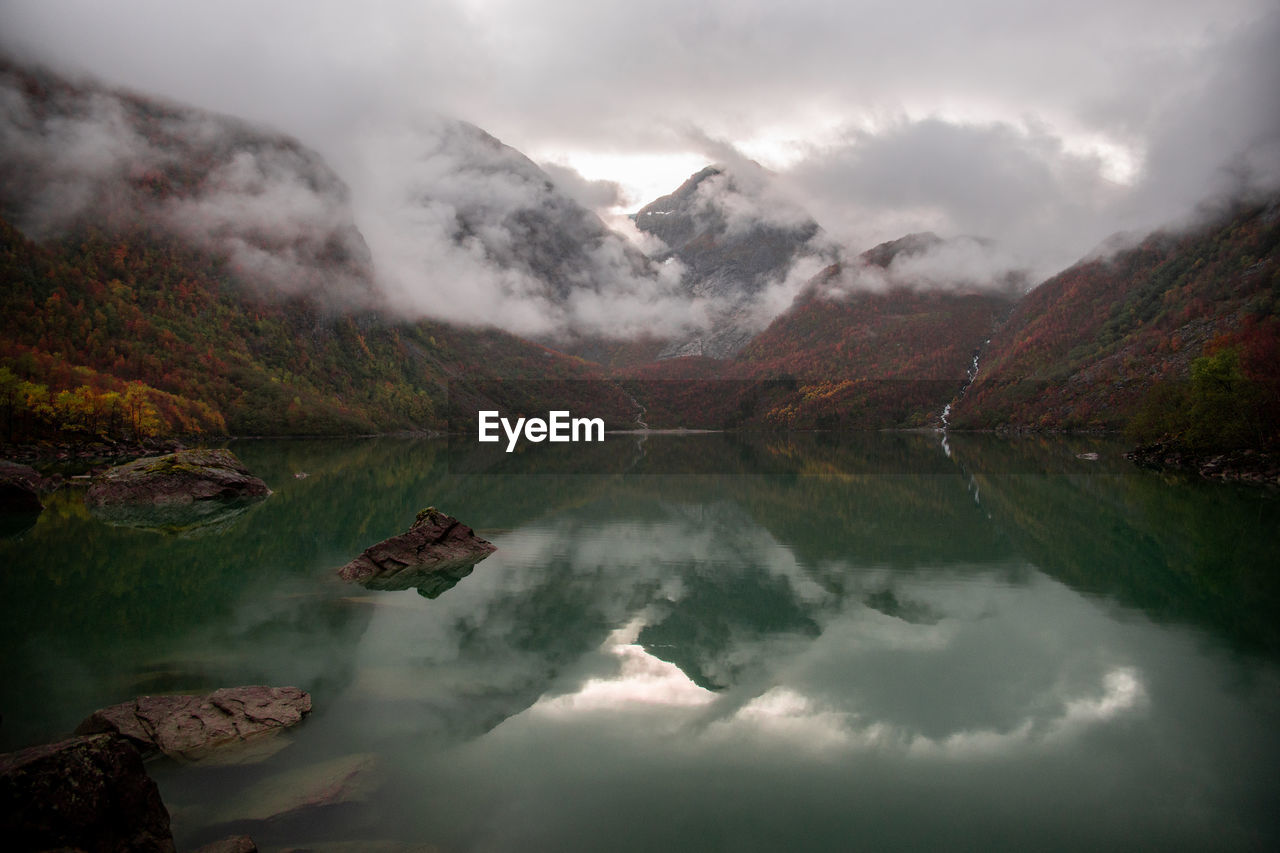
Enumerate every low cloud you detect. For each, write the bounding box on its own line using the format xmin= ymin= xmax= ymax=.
xmin=342 ymin=114 xmax=713 ymax=340
xmin=693 ymin=166 xmax=819 ymax=241
xmin=3 ymin=0 xmax=1277 ymax=344
xmin=540 ymin=162 xmax=625 ymax=211
xmin=784 ymin=118 xmax=1123 ymax=284
xmin=779 ymin=7 xmax=1280 ymax=284
xmin=0 ymin=63 xmax=375 ymax=305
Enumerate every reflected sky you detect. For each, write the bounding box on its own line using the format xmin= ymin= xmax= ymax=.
xmin=3 ymin=434 xmax=1278 ymax=851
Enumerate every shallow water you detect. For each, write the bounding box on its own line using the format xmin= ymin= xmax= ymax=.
xmin=2 ymin=433 xmax=1278 ymax=851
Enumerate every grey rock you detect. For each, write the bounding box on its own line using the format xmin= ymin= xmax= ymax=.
xmin=84 ymin=449 xmax=270 ymax=506
xmin=74 ymin=686 xmax=311 ymax=761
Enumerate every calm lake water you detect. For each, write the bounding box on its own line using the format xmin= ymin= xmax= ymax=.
xmin=2 ymin=433 xmax=1278 ymax=852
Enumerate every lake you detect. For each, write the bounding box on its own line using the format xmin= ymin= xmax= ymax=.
xmin=2 ymin=433 xmax=1278 ymax=852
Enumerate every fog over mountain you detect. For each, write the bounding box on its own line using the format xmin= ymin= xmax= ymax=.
xmin=341 ymin=114 xmax=698 ymax=338
xmin=633 ymin=163 xmax=837 ymax=357
xmin=0 ymin=60 xmax=377 ymax=308
xmin=2 ymin=0 xmax=1278 ymax=338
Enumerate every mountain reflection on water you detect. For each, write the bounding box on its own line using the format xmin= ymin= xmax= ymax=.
xmin=1 ymin=433 xmax=1277 ymax=851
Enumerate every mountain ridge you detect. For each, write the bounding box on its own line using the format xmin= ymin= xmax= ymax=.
xmin=632 ymin=162 xmax=835 ymax=359
xmin=1 ymin=55 xmax=1275 ymax=457
xmin=952 ymin=197 xmax=1279 ymax=448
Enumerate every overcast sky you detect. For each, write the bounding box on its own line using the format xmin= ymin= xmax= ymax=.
xmin=3 ymin=0 xmax=1278 ymax=282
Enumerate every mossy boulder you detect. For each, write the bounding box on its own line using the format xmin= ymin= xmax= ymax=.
xmin=85 ymin=449 xmax=270 ymax=506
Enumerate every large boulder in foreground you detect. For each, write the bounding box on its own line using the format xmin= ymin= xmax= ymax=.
xmin=338 ymin=507 xmax=496 ymax=589
xmin=75 ymin=686 xmax=311 ymax=761
xmin=0 ymin=733 xmax=175 ymax=852
xmin=0 ymin=459 xmax=46 ymax=513
xmin=85 ymin=448 xmax=270 ymax=506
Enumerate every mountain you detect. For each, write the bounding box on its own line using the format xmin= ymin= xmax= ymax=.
xmin=3 ymin=57 xmax=1274 ymax=456
xmin=0 ymin=59 xmax=376 ymax=309
xmin=379 ymin=116 xmax=661 ymax=307
xmin=632 ymin=164 xmax=834 ymax=358
xmin=735 ymin=257 xmax=1017 ymax=429
xmin=0 ymin=60 xmax=637 ymax=441
xmin=1 ymin=57 xmax=674 ymax=326
xmin=952 ymin=198 xmax=1280 ymax=449
xmin=614 ymin=237 xmax=1019 ymax=430
xmin=0 ymin=214 xmax=639 ymax=441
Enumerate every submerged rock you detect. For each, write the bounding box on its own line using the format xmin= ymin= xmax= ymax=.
xmin=88 ymin=495 xmax=259 ymax=537
xmin=85 ymin=448 xmax=271 ymax=506
xmin=74 ymin=686 xmax=311 ymax=761
xmin=279 ymin=843 xmax=440 ymax=853
xmin=338 ymin=507 xmax=496 ymax=589
xmin=193 ymin=836 xmax=258 ymax=853
xmin=410 ymin=562 xmax=479 ymax=598
xmin=217 ymin=752 xmax=380 ymax=823
xmin=0 ymin=732 xmax=175 ymax=852
xmin=0 ymin=459 xmax=46 ymax=513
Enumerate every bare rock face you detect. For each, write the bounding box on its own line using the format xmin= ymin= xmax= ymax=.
xmin=74 ymin=686 xmax=311 ymax=761
xmin=0 ymin=459 xmax=45 ymax=513
xmin=84 ymin=449 xmax=271 ymax=506
xmin=338 ymin=507 xmax=496 ymax=588
xmin=0 ymin=733 xmax=176 ymax=852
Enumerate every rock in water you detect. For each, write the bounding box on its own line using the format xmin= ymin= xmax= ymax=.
xmin=276 ymin=842 xmax=439 ymax=853
xmin=0 ymin=459 xmax=46 ymax=513
xmin=193 ymin=836 xmax=258 ymax=853
xmin=338 ymin=507 xmax=496 ymax=587
xmin=0 ymin=733 xmax=176 ymax=852
xmin=217 ymin=753 xmax=379 ymax=823
xmin=75 ymin=686 xmax=311 ymax=761
xmin=89 ymin=496 xmax=259 ymax=537
xmin=85 ymin=448 xmax=271 ymax=506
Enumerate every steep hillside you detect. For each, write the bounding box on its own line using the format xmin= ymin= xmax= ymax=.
xmin=952 ymin=198 xmax=1280 ymax=446
xmin=0 ymin=217 xmax=632 ymax=441
xmin=615 ymin=239 xmax=1017 ymax=430
xmin=0 ymin=59 xmax=376 ymax=308
xmin=737 ymin=263 xmax=1016 ymax=428
xmin=0 ymin=59 xmax=641 ymax=442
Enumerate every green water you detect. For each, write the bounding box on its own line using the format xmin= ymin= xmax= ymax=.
xmin=2 ymin=433 xmax=1278 ymax=851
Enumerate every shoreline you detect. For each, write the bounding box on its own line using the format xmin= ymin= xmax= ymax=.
xmin=1126 ymin=443 xmax=1280 ymax=486
xmin=5 ymin=432 xmax=1277 ymax=486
